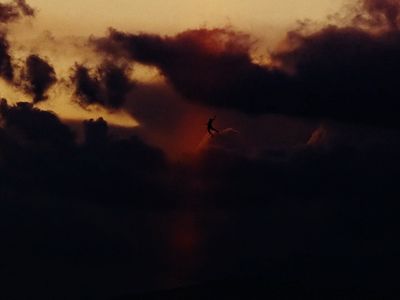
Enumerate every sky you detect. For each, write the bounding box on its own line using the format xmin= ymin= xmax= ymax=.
xmin=1 ymin=0 xmax=347 ymax=154
xmin=0 ymin=0 xmax=342 ymax=155
xmin=29 ymin=0 xmax=345 ymax=35
xmin=1 ymin=0 xmax=400 ymax=299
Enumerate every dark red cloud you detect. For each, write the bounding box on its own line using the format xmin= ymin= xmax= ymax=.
xmin=22 ymin=55 xmax=57 ymax=103
xmin=91 ymin=1 xmax=400 ymax=127
xmin=124 ymin=82 xmax=212 ymax=157
xmin=93 ymin=28 xmax=289 ymax=114
xmin=71 ymin=61 xmax=135 ymax=109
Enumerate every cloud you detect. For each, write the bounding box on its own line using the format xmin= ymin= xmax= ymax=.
xmin=0 ymin=101 xmax=399 ymax=298
xmin=0 ymin=0 xmax=35 ymax=24
xmin=0 ymin=99 xmax=363 ymax=212
xmin=91 ymin=3 xmax=400 ymax=128
xmin=307 ymin=125 xmax=329 ymax=147
xmin=71 ymin=61 xmax=136 ymax=109
xmin=92 ymin=28 xmax=289 ymax=114
xmin=0 ymin=99 xmax=168 ymax=206
xmin=0 ymin=33 xmax=13 ymax=81
xmin=355 ymin=0 xmax=400 ymax=29
xmin=123 ymin=81 xmax=212 ymax=157
xmin=191 ymin=127 xmax=400 ymax=208
xmin=22 ymin=54 xmax=57 ymax=103
xmin=83 ymin=117 xmax=109 ymax=145
xmin=197 ymin=128 xmax=244 ymax=155
xmin=0 ymin=1 xmax=35 ymax=85
xmin=0 ymin=99 xmax=74 ymax=147
xmin=14 ymin=0 xmax=35 ymax=17
xmin=272 ymin=25 xmax=400 ymax=127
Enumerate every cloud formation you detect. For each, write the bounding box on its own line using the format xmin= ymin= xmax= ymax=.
xmin=272 ymin=26 xmax=400 ymax=126
xmin=0 ymin=99 xmax=167 ymax=192
xmin=356 ymin=0 xmax=400 ymax=29
xmin=22 ymin=55 xmax=57 ymax=103
xmin=93 ymin=28 xmax=288 ymax=114
xmin=0 ymin=1 xmax=35 ymax=84
xmin=71 ymin=61 xmax=135 ymax=109
xmin=0 ymin=0 xmax=35 ymax=24
xmin=0 ymin=33 xmax=13 ymax=81
xmin=0 ymin=96 xmax=397 ymax=212
xmin=90 ymin=1 xmax=400 ymax=127
xmin=0 ymin=99 xmax=74 ymax=147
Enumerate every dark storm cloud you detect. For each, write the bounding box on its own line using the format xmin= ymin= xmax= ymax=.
xmin=272 ymin=26 xmax=400 ymax=127
xmin=0 ymin=99 xmax=168 ymax=206
xmin=22 ymin=55 xmax=57 ymax=103
xmin=0 ymin=104 xmax=168 ymax=297
xmin=189 ymin=125 xmax=400 ymax=207
xmin=5 ymin=97 xmax=369 ymax=211
xmin=92 ymin=1 xmax=400 ymax=127
xmin=71 ymin=61 xmax=135 ymax=109
xmin=123 ymin=81 xmax=214 ymax=156
xmin=0 ymin=33 xmax=13 ymax=81
xmin=0 ymin=0 xmax=35 ymax=23
xmin=93 ymin=28 xmax=289 ymax=115
xmin=1 ymin=99 xmax=399 ymax=298
xmin=71 ymin=64 xmax=98 ymax=105
xmin=83 ymin=117 xmax=109 ymax=145
xmin=0 ymin=99 xmax=74 ymax=147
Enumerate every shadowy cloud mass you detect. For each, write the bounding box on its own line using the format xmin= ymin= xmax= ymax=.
xmin=0 ymin=33 xmax=13 ymax=81
xmin=22 ymin=55 xmax=57 ymax=103
xmin=91 ymin=1 xmax=400 ymax=127
xmin=71 ymin=61 xmax=135 ymax=109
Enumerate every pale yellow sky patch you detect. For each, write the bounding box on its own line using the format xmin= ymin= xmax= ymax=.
xmin=28 ymin=0 xmax=346 ymax=36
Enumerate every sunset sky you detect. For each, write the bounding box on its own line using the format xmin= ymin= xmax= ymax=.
xmin=0 ymin=0 xmax=348 ymax=155
xmin=28 ymin=0 xmax=345 ymax=35
xmin=1 ymin=1 xmax=400 ymax=299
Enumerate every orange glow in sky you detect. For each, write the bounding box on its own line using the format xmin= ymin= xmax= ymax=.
xmin=27 ymin=0 xmax=346 ymax=36
xmin=2 ymin=0 xmax=346 ymax=129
